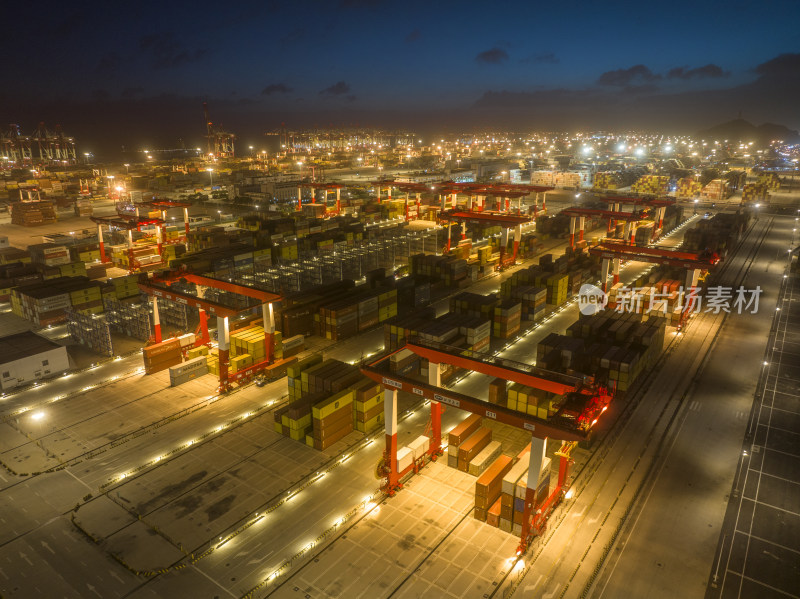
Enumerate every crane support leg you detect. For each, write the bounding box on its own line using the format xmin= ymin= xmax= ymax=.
xmin=601 ymin=258 xmax=611 ymax=292
xmin=184 ymin=207 xmax=190 ymax=236
xmin=97 ymin=224 xmax=108 ymax=263
xmin=384 ymin=388 xmax=401 ymax=495
xmin=297 ymin=188 xmax=302 ymax=211
xmin=428 ymin=363 xmax=442 ymax=457
xmin=262 ymin=302 xmax=275 ymax=365
xmin=217 ymin=315 xmax=230 ymax=393
xmin=518 ymin=436 xmax=546 ymax=553
xmin=579 ymin=216 xmax=585 ymax=242
xmin=612 ymin=258 xmax=620 ymax=286
xmin=152 ymin=296 xmax=162 ymax=343
xmin=198 ymin=308 xmax=210 ymax=345
xmin=569 ymin=217 xmax=576 ymax=248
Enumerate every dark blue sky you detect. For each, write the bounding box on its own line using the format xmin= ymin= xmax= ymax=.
xmin=3 ymin=0 xmax=799 ymax=157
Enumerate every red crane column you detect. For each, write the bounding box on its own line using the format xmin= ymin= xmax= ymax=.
xmin=569 ymin=217 xmax=576 ymax=248
xmin=97 ymin=223 xmax=108 ymax=263
xmin=579 ymin=216 xmax=585 ymax=242
xmin=297 ymin=187 xmax=302 ymax=211
xmin=198 ymin=308 xmax=210 ymax=345
xmin=336 ymin=188 xmax=341 ymax=213
xmin=512 ymin=223 xmax=523 ymax=262
xmin=519 ymin=436 xmax=546 ymax=549
xmin=155 ymin=223 xmax=163 ymax=255
xmin=384 ymin=387 xmax=401 ymax=494
xmin=152 ymin=296 xmax=162 ymax=343
xmin=217 ymin=315 xmax=230 ymax=392
xmin=451 ymin=192 xmax=457 ymax=209
xmin=427 ymin=363 xmax=442 ymax=456
xmin=415 ymin=193 xmax=421 ymax=220
xmin=262 ymin=302 xmax=275 ymax=365
xmin=183 ymin=207 xmax=190 ymax=236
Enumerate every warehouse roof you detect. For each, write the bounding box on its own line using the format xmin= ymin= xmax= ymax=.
xmin=0 ymin=331 xmax=64 ymax=364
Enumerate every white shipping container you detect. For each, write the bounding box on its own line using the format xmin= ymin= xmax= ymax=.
xmin=408 ymin=435 xmax=430 ymax=460
xmin=397 ymin=447 xmax=414 ymax=472
xmin=178 ymin=333 xmax=196 ymax=347
xmin=514 ymin=456 xmax=551 ymax=499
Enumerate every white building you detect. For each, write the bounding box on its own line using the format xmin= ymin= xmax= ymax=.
xmin=0 ymin=331 xmax=70 ymax=391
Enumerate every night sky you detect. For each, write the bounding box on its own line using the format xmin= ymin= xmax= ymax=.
xmin=3 ymin=0 xmax=799 ymax=158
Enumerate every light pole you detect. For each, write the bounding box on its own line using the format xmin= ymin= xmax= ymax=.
xmin=207 ymin=168 xmax=214 ymax=187
xmin=124 ymin=163 xmax=130 ymax=174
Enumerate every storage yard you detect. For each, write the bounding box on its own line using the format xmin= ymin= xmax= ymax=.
xmin=0 ymin=141 xmax=798 ymax=599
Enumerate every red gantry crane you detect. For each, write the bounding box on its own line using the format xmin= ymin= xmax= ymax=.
xmin=297 ymin=182 xmax=345 ymax=213
xmin=439 ymin=209 xmax=533 ymax=268
xmin=361 ymin=336 xmax=612 ymax=553
xmin=560 ymin=206 xmax=652 ymax=248
xmin=137 ymin=270 xmax=283 ymax=392
xmin=91 ymin=214 xmax=165 ymax=272
xmin=589 ymin=240 xmax=720 ymax=329
xmin=592 ymin=194 xmax=676 ymax=237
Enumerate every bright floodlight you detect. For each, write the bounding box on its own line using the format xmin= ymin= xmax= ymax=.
xmin=635 ymin=148 xmax=644 ymax=156
xmin=664 ymin=145 xmax=672 ymax=152
xmin=32 ymin=411 xmax=45 ymax=421
xmin=617 ymin=143 xmax=626 ymax=152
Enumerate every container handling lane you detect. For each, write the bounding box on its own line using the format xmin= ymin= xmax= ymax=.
xmin=126 ymin=219 xmax=698 ymax=598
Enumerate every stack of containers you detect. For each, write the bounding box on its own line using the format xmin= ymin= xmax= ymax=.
xmin=186 ymin=345 xmax=209 ymax=360
xmin=310 ymin=389 xmax=354 ymax=450
xmin=593 ymin=172 xmax=621 ymax=189
xmin=700 ymin=179 xmax=729 ymax=201
xmin=168 ymin=356 xmax=208 ymax=386
xmin=143 ymin=339 xmax=182 ymax=374
xmin=631 ymin=175 xmax=669 ymax=195
xmin=492 ymin=299 xmax=522 ymax=339
xmin=10 ymin=201 xmax=58 ymax=226
xmin=353 ymin=379 xmax=384 ymax=433
xmin=545 ymin=273 xmax=569 ymax=307
xmin=377 ymin=288 xmax=398 ymax=322
xmin=468 ymin=440 xmax=503 ymax=476
xmin=474 ymin=455 xmax=513 ymax=522
xmin=357 ymin=294 xmax=380 ymax=332
xmin=447 ymin=415 xmax=482 ymax=468
xmin=457 ymin=426 xmax=493 ymax=472
xmin=511 ymin=456 xmax=551 ymax=535
xmin=675 ymin=178 xmax=702 ymax=198
xmin=320 ymin=298 xmax=359 ymax=340
xmin=275 ymin=393 xmax=318 ymax=441
xmin=488 ymin=378 xmax=508 ymax=407
xmin=499 ymin=443 xmax=531 ymax=532
xmin=287 ymin=355 xmax=323 ymax=400
xmin=757 ymin=172 xmax=781 ymax=190
xmin=510 ymin=286 xmax=547 ymax=322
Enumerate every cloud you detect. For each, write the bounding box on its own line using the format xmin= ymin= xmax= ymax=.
xmin=346 ymin=95 xmax=357 ymax=102
xmin=521 ymin=52 xmax=559 ymax=65
xmin=668 ymin=64 xmax=729 ymax=79
xmin=262 ymin=83 xmax=293 ymax=95
xmin=476 ymin=47 xmax=509 ymax=65
xmin=320 ymin=81 xmax=351 ymax=96
xmin=139 ymin=32 xmax=207 ymax=69
xmin=754 ymin=53 xmax=800 ymax=78
xmin=623 ymin=84 xmax=660 ymax=95
xmin=405 ymin=29 xmax=421 ymax=43
xmin=597 ymin=64 xmax=661 ymax=86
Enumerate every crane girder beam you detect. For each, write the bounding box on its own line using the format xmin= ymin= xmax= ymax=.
xmin=360 ymin=366 xmax=590 ymax=442
xmin=589 ymin=241 xmax=719 ymax=268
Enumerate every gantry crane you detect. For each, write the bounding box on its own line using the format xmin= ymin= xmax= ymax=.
xmin=589 ymin=240 xmax=720 ymax=329
xmin=203 ymin=102 xmax=235 ymax=158
xmin=592 ymin=194 xmax=675 ymax=236
xmin=361 ymin=336 xmax=612 ymax=553
xmin=439 ymin=209 xmax=533 ymax=268
xmin=137 ymin=271 xmax=282 ymax=391
xmin=297 ymin=182 xmax=344 ymax=213
xmin=560 ymin=206 xmax=652 ymax=248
